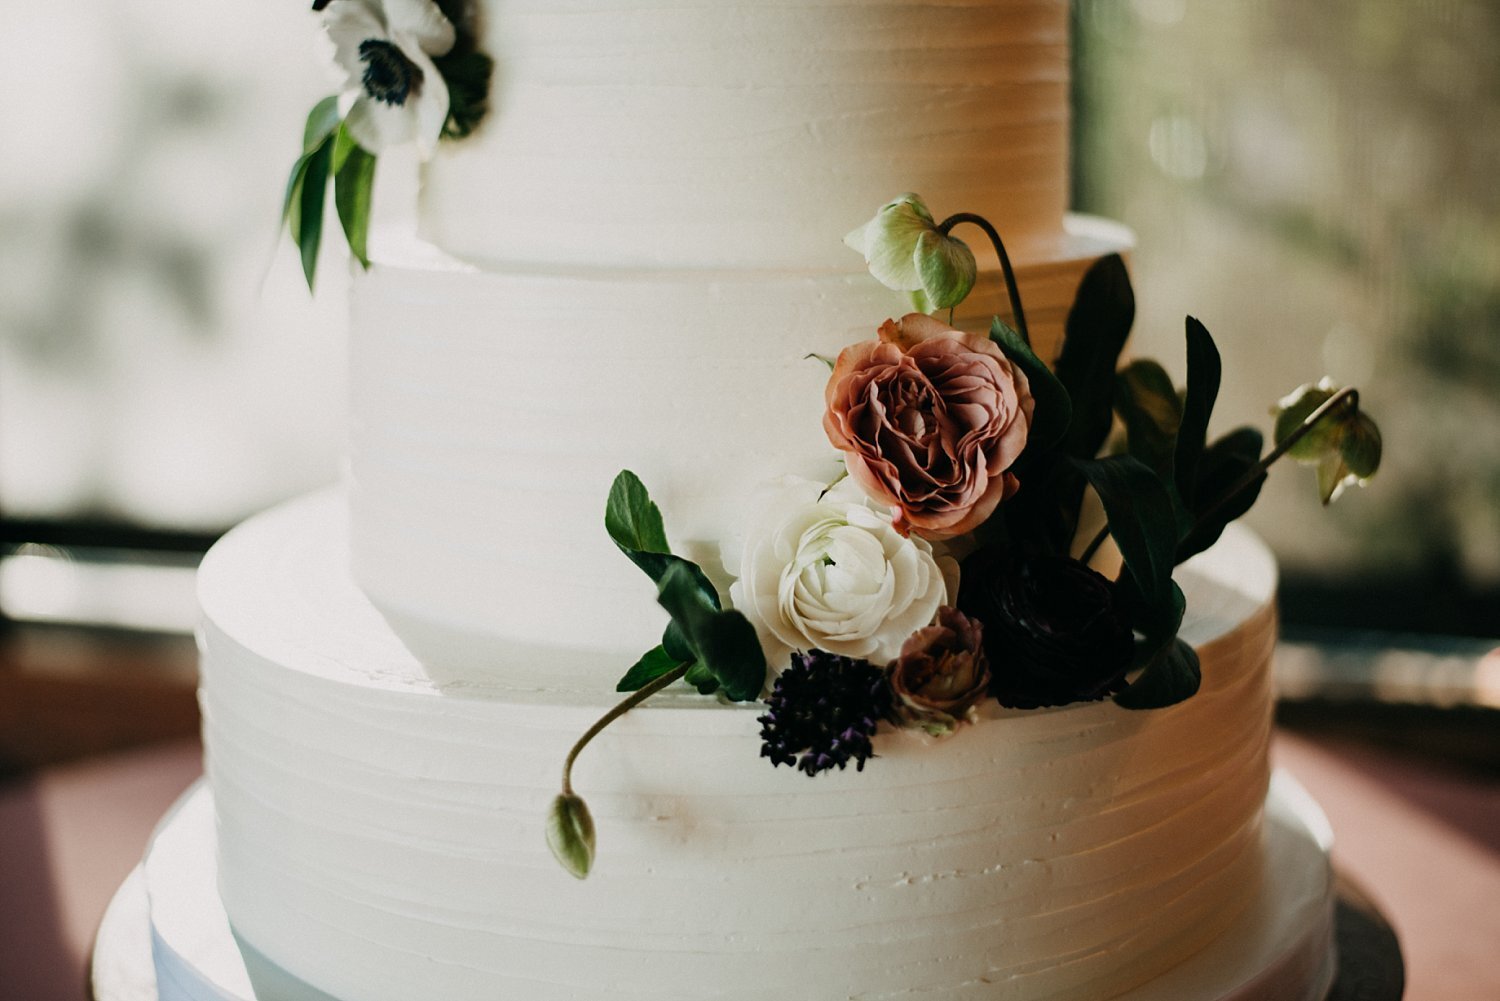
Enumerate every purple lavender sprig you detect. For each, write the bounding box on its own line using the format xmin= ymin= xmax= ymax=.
xmin=758 ymin=651 xmax=891 ymax=777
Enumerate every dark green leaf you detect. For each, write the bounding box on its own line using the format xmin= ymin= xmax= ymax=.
xmin=334 ymin=139 xmax=377 ymax=269
xmin=662 ymin=620 xmax=695 ymax=663
xmin=656 ymin=563 xmax=765 ymax=703
xmin=435 ymin=48 xmax=494 ymax=140
xmin=990 ymin=317 xmax=1072 ymax=459
xmin=296 ymin=134 xmax=334 ymax=290
xmin=604 ymin=471 xmax=721 ymax=606
xmin=1115 ymin=582 xmax=1198 ymax=709
xmin=1116 ymin=637 xmax=1200 ymax=709
xmin=1176 ymin=427 xmax=1264 ymax=563
xmin=1072 ymin=455 xmax=1178 ymax=611
xmin=1174 ymin=317 xmax=1222 ymax=509
xmin=605 ymin=470 xmax=671 ymax=555
xmin=282 ymin=154 xmax=312 ymax=228
xmin=1114 ymin=360 xmax=1182 ymax=480
xmin=302 ymin=95 xmax=342 ymax=153
xmin=615 ymin=645 xmax=678 ymax=692
xmin=1055 ymin=254 xmax=1135 ymax=459
xmin=683 ymin=660 xmax=721 ymax=696
xmin=545 ymin=793 xmax=595 ymax=879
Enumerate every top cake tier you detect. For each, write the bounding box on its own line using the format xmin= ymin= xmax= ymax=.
xmin=420 ymin=0 xmax=1070 ymax=268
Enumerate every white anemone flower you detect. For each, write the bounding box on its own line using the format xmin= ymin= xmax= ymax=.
xmin=321 ymin=0 xmax=455 ymax=155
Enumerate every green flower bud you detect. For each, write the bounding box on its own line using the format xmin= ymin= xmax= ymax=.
xmin=915 ymin=229 xmax=977 ymax=310
xmin=846 ymin=194 xmax=976 ymax=312
xmin=1273 ymin=379 xmax=1342 ymax=461
xmin=1271 ymin=378 xmax=1381 ymax=505
xmin=546 ymin=793 xmax=596 ymax=879
xmin=1339 ymin=412 xmax=1382 ymax=479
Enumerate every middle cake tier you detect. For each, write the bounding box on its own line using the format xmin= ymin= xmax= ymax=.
xmin=349 ymin=221 xmax=1130 ymax=682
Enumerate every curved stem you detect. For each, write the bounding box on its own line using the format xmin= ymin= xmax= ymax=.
xmin=1079 ymin=524 xmax=1111 ymax=567
xmin=937 ymin=212 xmax=1030 ymax=348
xmin=1076 ymin=387 xmax=1361 ymax=568
xmin=561 ymin=662 xmax=690 ymax=795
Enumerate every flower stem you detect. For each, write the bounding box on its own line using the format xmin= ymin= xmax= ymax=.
xmin=1077 ymin=387 xmax=1361 ymax=568
xmin=1192 ymin=387 xmax=1361 ymax=530
xmin=560 ymin=662 xmax=691 ymax=796
xmin=937 ymin=212 xmax=1030 ymax=348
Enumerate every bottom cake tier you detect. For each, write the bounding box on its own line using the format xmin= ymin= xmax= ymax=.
xmin=193 ymin=490 xmax=1322 ymax=1001
xmin=117 ymin=776 xmax=1334 ymax=1001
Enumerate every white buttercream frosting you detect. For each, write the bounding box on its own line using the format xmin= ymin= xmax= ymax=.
xmin=420 ymin=0 xmax=1072 ymax=269
xmin=199 ymin=492 xmax=1285 ymax=1001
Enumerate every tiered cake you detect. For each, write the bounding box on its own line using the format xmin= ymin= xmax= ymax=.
xmin=137 ymin=1 xmax=1339 ymax=999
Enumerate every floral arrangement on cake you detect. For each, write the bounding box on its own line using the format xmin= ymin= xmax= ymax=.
xmin=281 ymin=0 xmax=492 ymax=288
xmin=546 ymin=195 xmax=1382 ymax=878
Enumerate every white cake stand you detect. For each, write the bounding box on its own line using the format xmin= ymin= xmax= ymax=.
xmin=93 ymin=771 xmax=1351 ymax=1001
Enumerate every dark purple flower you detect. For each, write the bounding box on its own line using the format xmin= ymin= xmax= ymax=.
xmin=957 ymin=550 xmax=1134 ymax=708
xmin=758 ymin=651 xmax=891 ymax=777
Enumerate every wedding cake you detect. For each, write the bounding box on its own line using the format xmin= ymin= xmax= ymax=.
xmin=121 ymin=0 xmax=1381 ymax=998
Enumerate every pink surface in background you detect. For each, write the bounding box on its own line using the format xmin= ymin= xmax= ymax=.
xmin=0 ymin=733 xmax=1495 ymax=1001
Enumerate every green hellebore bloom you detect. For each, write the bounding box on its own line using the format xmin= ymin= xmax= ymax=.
xmin=1272 ymin=378 xmax=1382 ymax=505
xmin=845 ymin=194 xmax=977 ymax=312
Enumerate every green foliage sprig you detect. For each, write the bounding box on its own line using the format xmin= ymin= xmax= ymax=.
xmin=282 ymin=98 xmax=378 ymax=291
xmin=546 ymin=472 xmax=768 ymax=878
xmin=959 ymin=249 xmax=1379 ymax=709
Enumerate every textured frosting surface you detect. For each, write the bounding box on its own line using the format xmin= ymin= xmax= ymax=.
xmin=348 ymin=218 xmax=1131 ymax=682
xmin=421 ymin=0 xmax=1071 ymax=268
xmin=201 ymin=493 xmax=1282 ymax=1001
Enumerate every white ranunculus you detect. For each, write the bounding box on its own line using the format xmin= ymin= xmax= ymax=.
xmin=724 ymin=477 xmax=958 ymax=677
xmin=321 ymin=0 xmax=455 ymax=155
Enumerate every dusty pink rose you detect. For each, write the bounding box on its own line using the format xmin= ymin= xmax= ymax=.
xmin=888 ymin=606 xmax=992 ymax=735
xmin=823 ymin=313 xmax=1034 ymax=539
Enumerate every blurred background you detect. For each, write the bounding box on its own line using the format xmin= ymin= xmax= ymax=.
xmin=0 ymin=1 xmax=1496 ymax=999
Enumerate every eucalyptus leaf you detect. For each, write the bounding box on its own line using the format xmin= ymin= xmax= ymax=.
xmin=990 ymin=317 xmax=1072 ymax=459
xmin=296 ymin=135 xmax=334 ymax=290
xmin=1072 ymin=454 xmax=1178 ymax=612
xmin=1114 ymin=360 xmax=1182 ymax=480
xmin=615 ymin=645 xmax=678 ymax=692
xmin=334 ymin=141 xmax=376 ymax=269
xmin=1176 ymin=427 xmax=1265 ymax=563
xmin=1174 ymin=317 xmax=1222 ymax=508
xmin=656 ymin=563 xmax=765 ymax=703
xmin=546 ymin=793 xmax=596 ymax=880
xmin=1055 ymin=254 xmax=1135 ymax=459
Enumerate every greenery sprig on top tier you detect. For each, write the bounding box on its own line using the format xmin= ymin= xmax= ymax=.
xmin=283 ymin=0 xmax=493 ymax=290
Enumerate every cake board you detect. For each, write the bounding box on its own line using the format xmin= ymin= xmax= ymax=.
xmin=92 ymin=772 xmax=1400 ymax=1001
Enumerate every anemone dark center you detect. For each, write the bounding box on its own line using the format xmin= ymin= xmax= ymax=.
xmin=358 ymin=39 xmax=422 ymax=107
